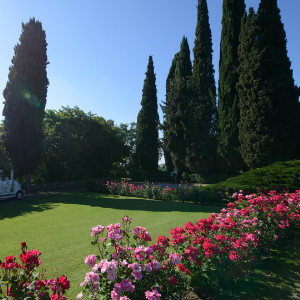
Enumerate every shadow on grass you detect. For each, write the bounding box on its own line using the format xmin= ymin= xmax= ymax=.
xmin=0 ymin=191 xmax=221 ymax=220
xmin=213 ymin=235 xmax=300 ymax=300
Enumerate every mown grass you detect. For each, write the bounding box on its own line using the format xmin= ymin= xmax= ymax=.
xmin=0 ymin=191 xmax=219 ymax=298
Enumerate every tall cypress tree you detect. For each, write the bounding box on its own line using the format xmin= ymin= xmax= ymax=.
xmin=2 ymin=18 xmax=49 ymax=189
xmin=136 ymin=56 xmax=159 ymax=171
xmin=237 ymin=9 xmax=261 ymax=169
xmin=217 ymin=0 xmax=245 ymax=172
xmin=161 ymin=53 xmax=178 ymax=173
xmin=237 ymin=2 xmax=300 ymax=169
xmin=186 ymin=0 xmax=217 ymax=174
xmin=162 ymin=37 xmax=192 ymax=179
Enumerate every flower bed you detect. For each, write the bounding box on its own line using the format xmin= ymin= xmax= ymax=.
xmin=106 ymin=181 xmax=231 ymax=206
xmin=77 ymin=189 xmax=300 ymax=299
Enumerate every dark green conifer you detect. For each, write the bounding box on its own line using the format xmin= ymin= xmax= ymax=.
xmin=2 ymin=18 xmax=49 ymax=189
xmin=237 ymin=2 xmax=300 ymax=169
xmin=186 ymin=0 xmax=217 ymax=174
xmin=136 ymin=56 xmax=159 ymax=171
xmin=162 ymin=37 xmax=192 ymax=180
xmin=217 ymin=0 xmax=245 ymax=172
xmin=161 ymin=53 xmax=178 ymax=173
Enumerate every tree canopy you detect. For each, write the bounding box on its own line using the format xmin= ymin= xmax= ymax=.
xmin=33 ymin=107 xmax=129 ymax=182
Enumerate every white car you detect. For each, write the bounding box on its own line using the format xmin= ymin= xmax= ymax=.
xmin=0 ymin=170 xmax=25 ymax=200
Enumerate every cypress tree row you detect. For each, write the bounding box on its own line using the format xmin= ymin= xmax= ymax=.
xmin=162 ymin=37 xmax=192 ymax=180
xmin=136 ymin=56 xmax=159 ymax=172
xmin=237 ymin=1 xmax=300 ymax=169
xmin=2 ymin=18 xmax=49 ymax=189
xmin=217 ymin=0 xmax=245 ymax=172
xmin=186 ymin=0 xmax=217 ymax=174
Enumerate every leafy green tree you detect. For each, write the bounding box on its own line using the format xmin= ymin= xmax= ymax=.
xmin=33 ymin=107 xmax=129 ymax=183
xmin=117 ymin=122 xmax=139 ymax=172
xmin=237 ymin=2 xmax=300 ymax=169
xmin=217 ymin=0 xmax=245 ymax=172
xmin=186 ymin=0 xmax=217 ymax=174
xmin=136 ymin=56 xmax=159 ymax=172
xmin=162 ymin=37 xmax=192 ymax=180
xmin=2 ymin=18 xmax=49 ymax=190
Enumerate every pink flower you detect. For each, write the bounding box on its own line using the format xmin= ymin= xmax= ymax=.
xmin=169 ymin=253 xmax=181 ymax=264
xmin=111 ymin=289 xmax=120 ymax=300
xmin=152 ymin=260 xmax=160 ymax=271
xmin=145 ymin=289 xmax=161 ymax=300
xmin=121 ymin=260 xmax=128 ymax=267
xmin=145 ymin=263 xmax=152 ymax=273
xmin=91 ymin=225 xmax=104 ymax=236
xmin=131 ymin=271 xmax=142 ymax=280
xmin=128 ymin=262 xmax=142 ymax=273
xmin=85 ymin=254 xmax=97 ymax=268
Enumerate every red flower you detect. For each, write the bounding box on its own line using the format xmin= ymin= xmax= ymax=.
xmin=1 ymin=255 xmax=20 ymax=270
xmin=58 ymin=276 xmax=70 ymax=290
xmin=169 ymin=276 xmax=178 ymax=285
xmin=157 ymin=235 xmax=170 ymax=247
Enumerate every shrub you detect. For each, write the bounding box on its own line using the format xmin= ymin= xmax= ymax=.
xmin=190 ymin=174 xmax=206 ymax=184
xmin=85 ymin=178 xmax=95 ymax=192
xmin=86 ymin=178 xmax=110 ymax=194
xmin=181 ymin=172 xmax=190 ymax=183
xmin=212 ymin=160 xmax=300 ymax=192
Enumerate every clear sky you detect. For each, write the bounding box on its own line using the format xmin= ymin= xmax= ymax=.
xmin=0 ymin=0 xmax=299 ymax=163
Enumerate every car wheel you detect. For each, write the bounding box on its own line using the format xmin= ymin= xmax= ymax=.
xmin=16 ymin=190 xmax=23 ymax=200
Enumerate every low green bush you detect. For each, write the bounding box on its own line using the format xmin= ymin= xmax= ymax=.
xmin=211 ymin=160 xmax=300 ymax=192
xmin=190 ymin=172 xmax=233 ymax=184
xmin=182 ymin=172 xmax=190 ymax=183
xmin=85 ymin=178 xmax=95 ymax=192
xmin=190 ymin=173 xmax=206 ymax=183
xmin=85 ymin=178 xmax=110 ymax=193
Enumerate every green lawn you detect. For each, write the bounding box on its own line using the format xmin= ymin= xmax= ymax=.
xmin=0 ymin=191 xmax=219 ymax=298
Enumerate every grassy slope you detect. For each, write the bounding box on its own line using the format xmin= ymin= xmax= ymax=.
xmin=0 ymin=191 xmax=219 ymax=298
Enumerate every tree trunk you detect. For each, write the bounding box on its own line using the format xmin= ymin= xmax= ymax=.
xmin=26 ymin=173 xmax=31 ymax=193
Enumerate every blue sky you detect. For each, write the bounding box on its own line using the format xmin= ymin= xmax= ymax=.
xmin=0 ymin=0 xmax=299 ymax=162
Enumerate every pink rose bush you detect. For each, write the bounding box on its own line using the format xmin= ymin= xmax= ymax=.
xmin=79 ymin=189 xmax=300 ymax=299
xmin=78 ymin=215 xmax=188 ymax=299
xmin=0 ymin=242 xmax=70 ymax=299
